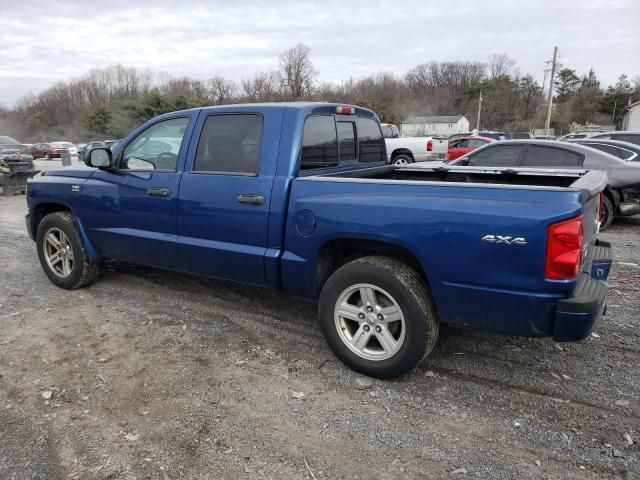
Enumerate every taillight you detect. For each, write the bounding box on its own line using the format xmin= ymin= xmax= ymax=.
xmin=426 ymin=140 xmax=433 ymax=152
xmin=545 ymin=215 xmax=584 ymax=280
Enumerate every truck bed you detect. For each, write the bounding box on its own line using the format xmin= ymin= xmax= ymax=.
xmin=285 ymin=165 xmax=606 ymax=338
xmin=325 ymin=164 xmax=595 ymax=189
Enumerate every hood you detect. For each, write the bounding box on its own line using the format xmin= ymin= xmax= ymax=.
xmin=42 ymin=165 xmax=96 ymax=179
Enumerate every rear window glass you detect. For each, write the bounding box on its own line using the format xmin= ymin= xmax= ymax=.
xmin=337 ymin=121 xmax=356 ymax=163
xmin=356 ymin=117 xmax=385 ymax=163
xmin=521 ymin=146 xmax=582 ymax=167
xmin=466 ymin=145 xmax=522 ymax=166
xmin=301 ymin=116 xmax=338 ymax=170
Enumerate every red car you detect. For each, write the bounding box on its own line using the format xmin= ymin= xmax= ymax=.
xmin=447 ymin=136 xmax=495 ymax=161
xmin=31 ymin=143 xmax=70 ymax=160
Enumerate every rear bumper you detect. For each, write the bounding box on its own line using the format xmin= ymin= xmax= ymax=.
xmin=553 ymin=241 xmax=612 ymax=341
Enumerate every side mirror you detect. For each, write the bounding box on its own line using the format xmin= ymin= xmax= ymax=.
xmin=85 ymin=147 xmax=113 ymax=169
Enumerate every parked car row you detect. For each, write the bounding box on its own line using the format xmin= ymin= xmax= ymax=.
xmin=77 ymin=139 xmax=122 ymax=161
xmin=0 ymin=136 xmax=124 ymax=162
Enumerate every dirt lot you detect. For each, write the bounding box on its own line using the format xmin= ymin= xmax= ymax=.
xmin=1 ymin=168 xmax=639 ymax=479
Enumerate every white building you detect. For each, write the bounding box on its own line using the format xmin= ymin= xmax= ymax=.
xmin=400 ymin=115 xmax=470 ymax=137
xmin=622 ymin=101 xmax=640 ymax=131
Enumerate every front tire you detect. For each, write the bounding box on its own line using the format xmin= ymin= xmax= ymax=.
xmin=44 ymin=153 xmax=50 ymax=160
xmin=600 ymin=195 xmax=614 ymax=231
xmin=36 ymin=212 xmax=101 ymax=289
xmin=319 ymin=256 xmax=439 ymax=378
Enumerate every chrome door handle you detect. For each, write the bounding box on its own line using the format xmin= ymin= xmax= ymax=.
xmin=147 ymin=187 xmax=171 ymax=198
xmin=237 ymin=194 xmax=264 ymax=206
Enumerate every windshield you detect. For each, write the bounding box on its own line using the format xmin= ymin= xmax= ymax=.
xmin=0 ymin=136 xmax=20 ymax=145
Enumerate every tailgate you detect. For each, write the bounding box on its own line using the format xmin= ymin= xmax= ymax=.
xmin=431 ymin=138 xmax=448 ymax=153
xmin=570 ymin=170 xmax=607 ymax=261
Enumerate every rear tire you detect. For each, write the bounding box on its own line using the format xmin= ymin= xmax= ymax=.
xmin=319 ymin=256 xmax=438 ymax=378
xmin=36 ymin=211 xmax=101 ymax=289
xmin=44 ymin=153 xmax=50 ymax=160
xmin=600 ymin=195 xmax=614 ymax=231
xmin=392 ymin=154 xmax=413 ymax=166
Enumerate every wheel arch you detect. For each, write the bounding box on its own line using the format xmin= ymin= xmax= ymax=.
xmin=604 ymin=187 xmax=621 ymax=207
xmin=390 ymin=148 xmax=414 ymax=161
xmin=31 ymin=202 xmax=71 ymax=238
xmin=32 ymin=203 xmax=100 ymax=262
xmin=315 ymin=237 xmax=431 ymax=296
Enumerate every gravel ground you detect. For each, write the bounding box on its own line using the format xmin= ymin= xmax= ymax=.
xmin=0 ymin=164 xmax=639 ymax=479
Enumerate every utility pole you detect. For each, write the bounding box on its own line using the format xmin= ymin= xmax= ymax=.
xmin=544 ymin=46 xmax=558 ymax=137
xmin=476 ymin=89 xmax=483 ymax=130
xmin=611 ymin=100 xmax=617 ymax=125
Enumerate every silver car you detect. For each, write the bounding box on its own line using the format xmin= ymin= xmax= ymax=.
xmin=448 ymin=139 xmax=640 ymax=229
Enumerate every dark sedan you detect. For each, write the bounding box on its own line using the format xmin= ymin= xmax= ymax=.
xmin=448 ymin=140 xmax=640 ymax=229
xmin=31 ymin=143 xmax=70 ymax=160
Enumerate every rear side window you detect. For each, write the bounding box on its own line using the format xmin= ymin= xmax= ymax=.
xmin=300 ymin=115 xmax=386 ymax=170
xmin=583 ymin=143 xmax=623 ymax=159
xmin=521 ymin=146 xmax=582 ymax=167
xmin=301 ymin=116 xmax=338 ymax=170
xmin=194 ymin=114 xmax=262 ymax=174
xmin=467 ymin=145 xmax=522 ymax=166
xmin=356 ymin=117 xmax=385 ymax=163
xmin=612 ymin=133 xmax=640 ymax=145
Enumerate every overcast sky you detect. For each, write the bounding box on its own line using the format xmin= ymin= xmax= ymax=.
xmin=1 ymin=0 xmax=638 ymax=107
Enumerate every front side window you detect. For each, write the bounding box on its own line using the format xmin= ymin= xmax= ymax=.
xmin=521 ymin=146 xmax=582 ymax=167
xmin=451 ymin=139 xmax=470 ymax=148
xmin=467 ymin=139 xmax=488 ymax=148
xmin=466 ymin=145 xmax=522 ymax=166
xmin=122 ymin=117 xmax=189 ymax=171
xmin=194 ymin=114 xmax=262 ymax=174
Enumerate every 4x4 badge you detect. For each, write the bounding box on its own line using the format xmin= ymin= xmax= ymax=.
xmin=482 ymin=234 xmax=527 ymax=246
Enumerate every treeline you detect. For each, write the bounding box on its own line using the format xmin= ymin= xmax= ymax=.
xmin=1 ymin=44 xmax=639 ymax=142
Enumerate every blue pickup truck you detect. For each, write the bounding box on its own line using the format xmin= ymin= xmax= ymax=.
xmin=26 ymin=103 xmax=612 ymax=378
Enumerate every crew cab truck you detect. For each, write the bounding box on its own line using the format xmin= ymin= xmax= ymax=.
xmin=26 ymin=103 xmax=612 ymax=378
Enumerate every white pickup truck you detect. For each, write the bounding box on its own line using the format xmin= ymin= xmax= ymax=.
xmin=381 ymin=123 xmax=448 ymax=165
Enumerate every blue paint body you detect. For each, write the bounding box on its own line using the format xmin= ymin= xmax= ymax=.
xmin=26 ymin=103 xmax=611 ymax=341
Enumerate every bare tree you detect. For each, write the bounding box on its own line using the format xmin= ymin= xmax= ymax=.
xmin=488 ymin=54 xmax=515 ymax=79
xmin=241 ymin=72 xmax=280 ymax=101
xmin=278 ymin=43 xmax=317 ymax=100
xmin=208 ymin=76 xmax=237 ymax=104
